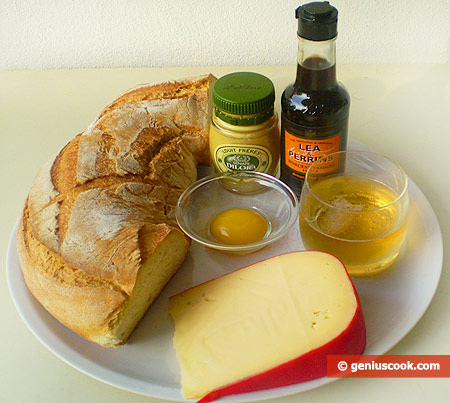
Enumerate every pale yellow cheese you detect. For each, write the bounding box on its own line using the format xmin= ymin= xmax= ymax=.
xmin=169 ymin=251 xmax=357 ymax=399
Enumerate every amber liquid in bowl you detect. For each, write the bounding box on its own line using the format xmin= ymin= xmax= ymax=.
xmin=299 ymin=176 xmax=408 ymax=276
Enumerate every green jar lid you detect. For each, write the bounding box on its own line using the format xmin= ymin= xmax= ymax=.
xmin=212 ymin=72 xmax=275 ymax=126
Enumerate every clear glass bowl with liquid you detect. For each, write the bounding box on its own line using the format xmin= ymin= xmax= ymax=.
xmin=299 ymin=150 xmax=409 ymax=276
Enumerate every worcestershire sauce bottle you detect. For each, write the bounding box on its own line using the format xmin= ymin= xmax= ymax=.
xmin=280 ymin=2 xmax=349 ymax=196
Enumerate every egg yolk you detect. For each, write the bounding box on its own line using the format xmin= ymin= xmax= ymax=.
xmin=210 ymin=208 xmax=268 ymax=245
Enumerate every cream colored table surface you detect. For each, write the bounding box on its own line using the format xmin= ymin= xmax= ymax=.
xmin=1 ymin=66 xmax=449 ymax=403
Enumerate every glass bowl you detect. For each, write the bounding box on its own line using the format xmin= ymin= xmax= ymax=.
xmin=176 ymin=172 xmax=299 ymax=253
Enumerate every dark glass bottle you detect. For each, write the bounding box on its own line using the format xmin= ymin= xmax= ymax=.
xmin=280 ymin=2 xmax=350 ymax=196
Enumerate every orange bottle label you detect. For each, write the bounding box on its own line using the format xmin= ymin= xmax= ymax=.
xmin=284 ymin=131 xmax=341 ymax=175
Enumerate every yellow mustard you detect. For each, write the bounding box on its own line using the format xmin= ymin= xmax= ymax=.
xmin=209 ymin=72 xmax=280 ymax=177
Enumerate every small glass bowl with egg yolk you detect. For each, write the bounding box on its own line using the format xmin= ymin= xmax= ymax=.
xmin=176 ymin=172 xmax=298 ymax=253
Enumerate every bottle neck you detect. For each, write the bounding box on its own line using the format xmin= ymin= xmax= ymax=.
xmin=295 ymin=37 xmax=337 ymax=90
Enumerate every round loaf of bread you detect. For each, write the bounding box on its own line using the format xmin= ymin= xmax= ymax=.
xmin=17 ymin=74 xmax=215 ymax=347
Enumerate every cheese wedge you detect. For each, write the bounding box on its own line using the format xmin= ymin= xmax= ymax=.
xmin=169 ymin=251 xmax=366 ymax=402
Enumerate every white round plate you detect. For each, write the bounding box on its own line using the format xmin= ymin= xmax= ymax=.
xmin=6 ymin=141 xmax=443 ymax=402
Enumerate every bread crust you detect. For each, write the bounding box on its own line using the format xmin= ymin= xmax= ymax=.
xmin=17 ymin=74 xmax=216 ymax=346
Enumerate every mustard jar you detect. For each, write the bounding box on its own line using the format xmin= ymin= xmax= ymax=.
xmin=209 ymin=72 xmax=280 ymax=176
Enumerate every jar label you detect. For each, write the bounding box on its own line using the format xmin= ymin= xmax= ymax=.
xmin=214 ymin=144 xmax=272 ymax=173
xmin=284 ymin=131 xmax=341 ymax=175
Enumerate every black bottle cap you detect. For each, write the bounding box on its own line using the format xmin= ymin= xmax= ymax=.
xmin=296 ymin=1 xmax=338 ymax=41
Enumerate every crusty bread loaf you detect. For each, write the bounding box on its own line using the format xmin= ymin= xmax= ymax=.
xmin=17 ymin=74 xmax=216 ymax=347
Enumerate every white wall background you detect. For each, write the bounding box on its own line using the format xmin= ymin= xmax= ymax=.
xmin=1 ymin=0 xmax=450 ymax=70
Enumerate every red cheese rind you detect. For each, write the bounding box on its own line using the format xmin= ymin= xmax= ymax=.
xmin=197 ymin=304 xmax=365 ymax=403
